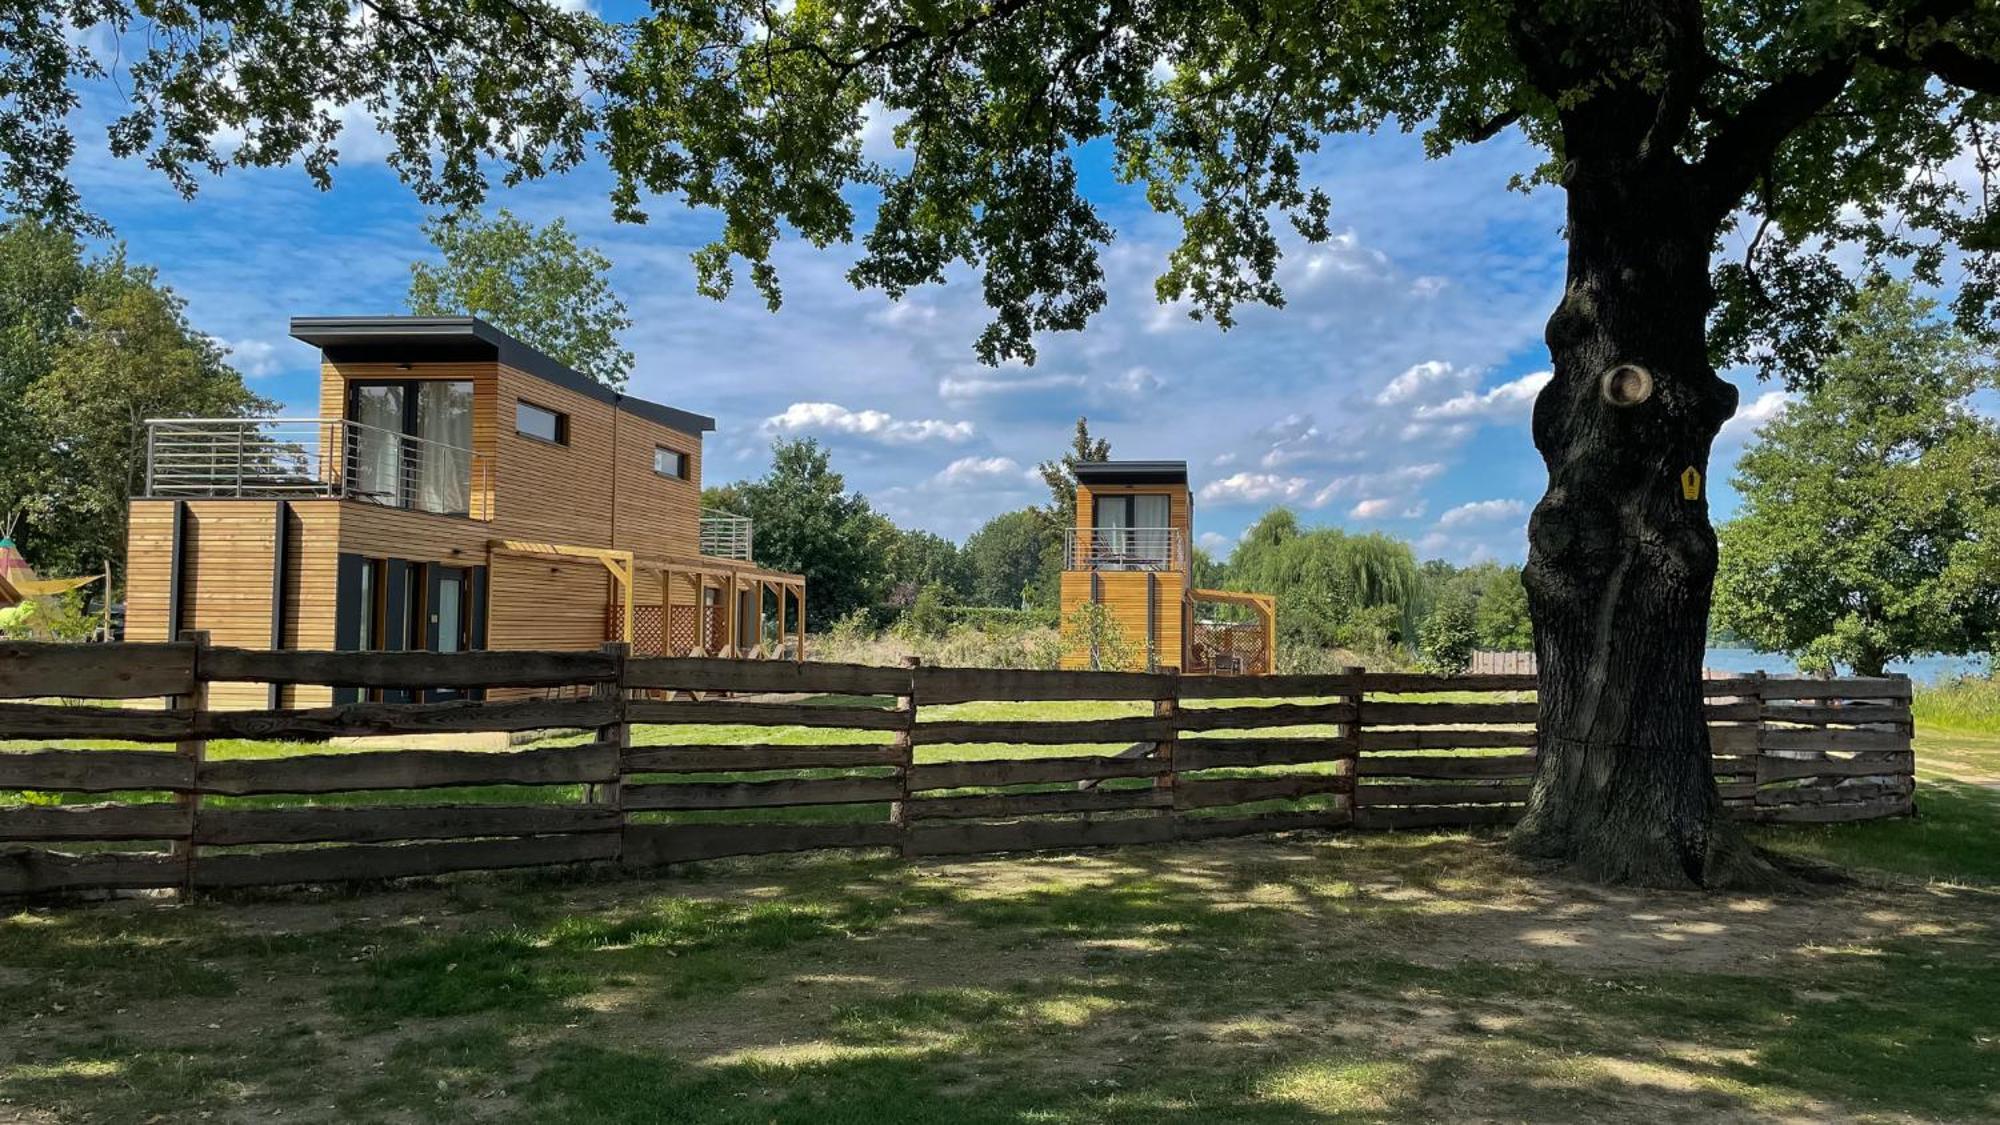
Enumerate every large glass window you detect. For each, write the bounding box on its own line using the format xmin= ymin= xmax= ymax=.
xmin=346 ymin=380 xmax=473 ymax=515
xmin=415 ymin=382 xmax=473 ymax=513
xmin=1093 ymin=493 xmax=1175 ymax=567
xmin=349 ymin=384 xmax=404 ymax=505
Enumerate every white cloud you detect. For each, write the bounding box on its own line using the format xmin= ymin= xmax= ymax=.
xmin=764 ymin=402 xmax=975 ymax=444
xmin=1720 ymin=390 xmax=1789 ymax=442
xmin=933 ymin=455 xmax=1021 ymax=485
xmin=937 ymin=370 xmax=1086 ymax=398
xmin=1416 ymin=370 xmax=1551 ymax=421
xmin=1349 ymin=498 xmax=1394 ymax=519
xmin=1198 ymin=472 xmax=1309 ymax=505
xmin=1374 ymin=360 xmax=1470 ymax=406
xmin=1310 ymin=462 xmax=1447 ymax=507
xmin=218 ymin=337 xmax=282 ymax=378
xmin=1197 ymin=530 xmax=1232 ymax=553
xmin=1437 ymin=498 xmax=1527 ymax=527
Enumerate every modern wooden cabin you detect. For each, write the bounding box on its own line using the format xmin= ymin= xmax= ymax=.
xmin=125 ymin=316 xmax=805 ymax=708
xmin=1058 ymin=461 xmax=1275 ymax=674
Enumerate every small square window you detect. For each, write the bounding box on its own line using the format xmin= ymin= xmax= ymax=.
xmin=516 ymin=400 xmax=567 ymax=444
xmin=654 ymin=446 xmax=688 ymax=480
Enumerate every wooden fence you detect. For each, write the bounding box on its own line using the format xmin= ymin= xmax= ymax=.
xmin=0 ymin=640 xmax=1916 ymax=897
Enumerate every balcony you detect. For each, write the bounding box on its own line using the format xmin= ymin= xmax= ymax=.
xmin=700 ymin=509 xmax=753 ymax=560
xmin=143 ymin=417 xmax=491 ymax=519
xmin=1063 ymin=526 xmax=1185 ymax=571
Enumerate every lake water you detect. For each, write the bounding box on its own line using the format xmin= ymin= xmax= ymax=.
xmin=1703 ymin=647 xmax=1991 ymax=684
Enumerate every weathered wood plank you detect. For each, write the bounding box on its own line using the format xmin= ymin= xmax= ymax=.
xmin=622 ymin=744 xmax=902 ymax=774
xmin=1175 ymin=737 xmax=1357 ymax=771
xmin=0 ymin=803 xmax=186 ymax=841
xmin=1760 ymin=677 xmax=1912 ymax=701
xmin=1755 ymin=776 xmax=1915 ymax=807
xmin=909 ymin=755 xmax=1168 ymax=790
xmin=627 ymin=657 xmax=910 ymax=696
xmin=910 ymin=717 xmax=1173 ymax=746
xmin=1757 ymin=751 xmax=1914 ymax=783
xmin=1357 ymin=673 xmax=1537 ymax=694
xmin=1177 ymin=702 xmax=1357 ymax=732
xmin=201 ymin=647 xmax=618 ymax=689
xmin=1359 ymin=728 xmax=1540 ymax=751
xmin=194 ymin=804 xmax=620 ymax=846
xmin=197 ymin=743 xmax=618 ymax=795
xmin=906 ymin=814 xmax=1177 ymax=856
xmin=622 ymin=821 xmax=902 ymax=866
xmin=1361 ymin=701 xmax=1541 ymax=725
xmin=196 ymin=697 xmax=618 ymax=741
xmin=1701 ymin=700 xmax=1763 ymax=722
xmin=905 ymin=788 xmax=1171 ymax=821
xmin=1353 ymin=804 xmax=1522 ymax=830
xmin=626 ymin=700 xmax=908 ymax=731
xmin=913 ymin=665 xmax=1175 ymax=705
xmin=1178 ymin=673 xmax=1360 ymax=699
xmin=1356 ymin=753 xmax=1539 ymax=779
xmin=1709 ymin=754 xmax=1760 ymax=777
xmin=1757 ymin=795 xmax=1915 ymax=823
xmin=1178 ymin=809 xmax=1350 ymax=838
xmin=1759 ymin=703 xmax=1913 ymax=726
xmin=1359 ymin=782 xmax=1531 ymax=806
xmin=1716 ymin=780 xmax=1759 ymax=801
xmin=0 ymin=846 xmax=182 ymax=894
xmin=0 ymin=642 xmax=195 ymax=700
xmin=193 ymin=833 xmax=620 ymax=889
xmin=624 ymin=776 xmax=902 ymax=810
xmin=1759 ymin=728 xmax=1912 ymax=754
xmin=0 ymin=749 xmax=194 ymax=792
xmin=1175 ymin=774 xmax=1352 ymax=810
xmin=0 ymin=703 xmax=191 ymax=742
xmin=1707 ymin=725 xmax=1761 ymax=754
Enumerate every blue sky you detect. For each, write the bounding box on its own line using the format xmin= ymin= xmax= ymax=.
xmin=64 ymin=57 xmax=1797 ymax=565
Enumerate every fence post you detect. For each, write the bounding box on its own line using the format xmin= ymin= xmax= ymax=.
xmin=1339 ymin=664 xmax=1365 ymax=828
xmin=173 ymin=630 xmax=210 ymax=897
xmin=594 ymin=641 xmax=630 ymax=866
xmin=1156 ymin=669 xmax=1180 ymax=831
xmin=894 ymin=656 xmax=919 ymax=857
xmin=1746 ymin=669 xmax=1770 ymax=812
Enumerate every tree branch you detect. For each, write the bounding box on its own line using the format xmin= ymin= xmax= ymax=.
xmin=1693 ymin=57 xmax=1855 ymax=223
xmin=1465 ymin=108 xmax=1522 ymax=144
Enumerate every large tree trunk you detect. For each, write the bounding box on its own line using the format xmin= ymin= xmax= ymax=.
xmin=1512 ymin=156 xmax=1771 ymax=888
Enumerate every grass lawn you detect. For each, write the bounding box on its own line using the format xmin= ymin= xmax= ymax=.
xmin=1 ymin=704 xmax=1997 ymax=1121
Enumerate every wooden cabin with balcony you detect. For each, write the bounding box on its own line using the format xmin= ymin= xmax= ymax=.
xmin=1058 ymin=461 xmax=1276 ymax=675
xmin=124 ymin=316 xmax=806 ymax=708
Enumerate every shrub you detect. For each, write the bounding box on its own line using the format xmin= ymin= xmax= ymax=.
xmin=1059 ymin=601 xmax=1138 ymax=672
xmin=1417 ymin=590 xmax=1478 ymax=675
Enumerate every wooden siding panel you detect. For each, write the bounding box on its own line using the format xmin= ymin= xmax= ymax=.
xmin=123 ymin=501 xmax=179 ymax=643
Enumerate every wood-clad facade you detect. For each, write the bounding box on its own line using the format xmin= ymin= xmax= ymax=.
xmin=1057 ymin=461 xmax=1274 ymax=674
xmin=125 ymin=317 xmax=803 ymax=707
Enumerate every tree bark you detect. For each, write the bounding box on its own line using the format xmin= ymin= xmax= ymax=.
xmin=1513 ymin=148 xmax=1772 ymax=888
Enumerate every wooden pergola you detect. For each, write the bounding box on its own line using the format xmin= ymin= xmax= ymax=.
xmin=490 ymin=539 xmax=807 ymax=660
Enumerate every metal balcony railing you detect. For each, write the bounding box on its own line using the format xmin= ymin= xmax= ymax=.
xmin=142 ymin=417 xmax=491 ymax=519
xmin=700 ymin=510 xmax=754 ymax=560
xmin=1063 ymin=526 xmax=1186 ymax=571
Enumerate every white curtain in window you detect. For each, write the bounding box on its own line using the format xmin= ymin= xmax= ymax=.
xmin=415 ymin=382 xmax=473 ymax=513
xmin=350 ymin=386 xmax=404 ymax=504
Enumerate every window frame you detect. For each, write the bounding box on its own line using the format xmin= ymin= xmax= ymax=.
xmin=515 ymin=399 xmax=569 ymax=445
xmin=653 ymin=445 xmax=690 ymax=481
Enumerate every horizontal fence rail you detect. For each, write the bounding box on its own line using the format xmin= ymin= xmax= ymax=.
xmin=0 ymin=641 xmax=1917 ymax=898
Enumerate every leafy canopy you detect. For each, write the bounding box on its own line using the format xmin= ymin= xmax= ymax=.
xmin=0 ymin=223 xmax=269 ymax=577
xmin=16 ymin=2 xmax=1995 ymax=370
xmin=409 ymin=210 xmax=635 ymax=389
xmin=1713 ymin=279 xmax=2000 ymax=675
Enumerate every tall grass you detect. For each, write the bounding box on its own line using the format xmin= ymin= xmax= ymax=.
xmin=1913 ymin=675 xmax=2000 ymax=734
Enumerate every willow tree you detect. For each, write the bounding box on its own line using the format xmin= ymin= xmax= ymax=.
xmin=12 ymin=0 xmax=1997 ymax=886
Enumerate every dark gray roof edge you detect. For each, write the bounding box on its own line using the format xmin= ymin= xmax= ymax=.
xmin=288 ymin=316 xmax=717 ymax=435
xmin=1074 ymin=460 xmax=1189 ymax=484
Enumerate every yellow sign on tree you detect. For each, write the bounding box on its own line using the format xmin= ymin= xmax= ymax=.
xmin=1680 ymin=467 xmax=1703 ymax=501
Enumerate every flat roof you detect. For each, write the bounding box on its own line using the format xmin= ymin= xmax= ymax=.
xmin=289 ymin=316 xmax=716 ymax=435
xmin=1073 ymin=460 xmax=1189 ymax=486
